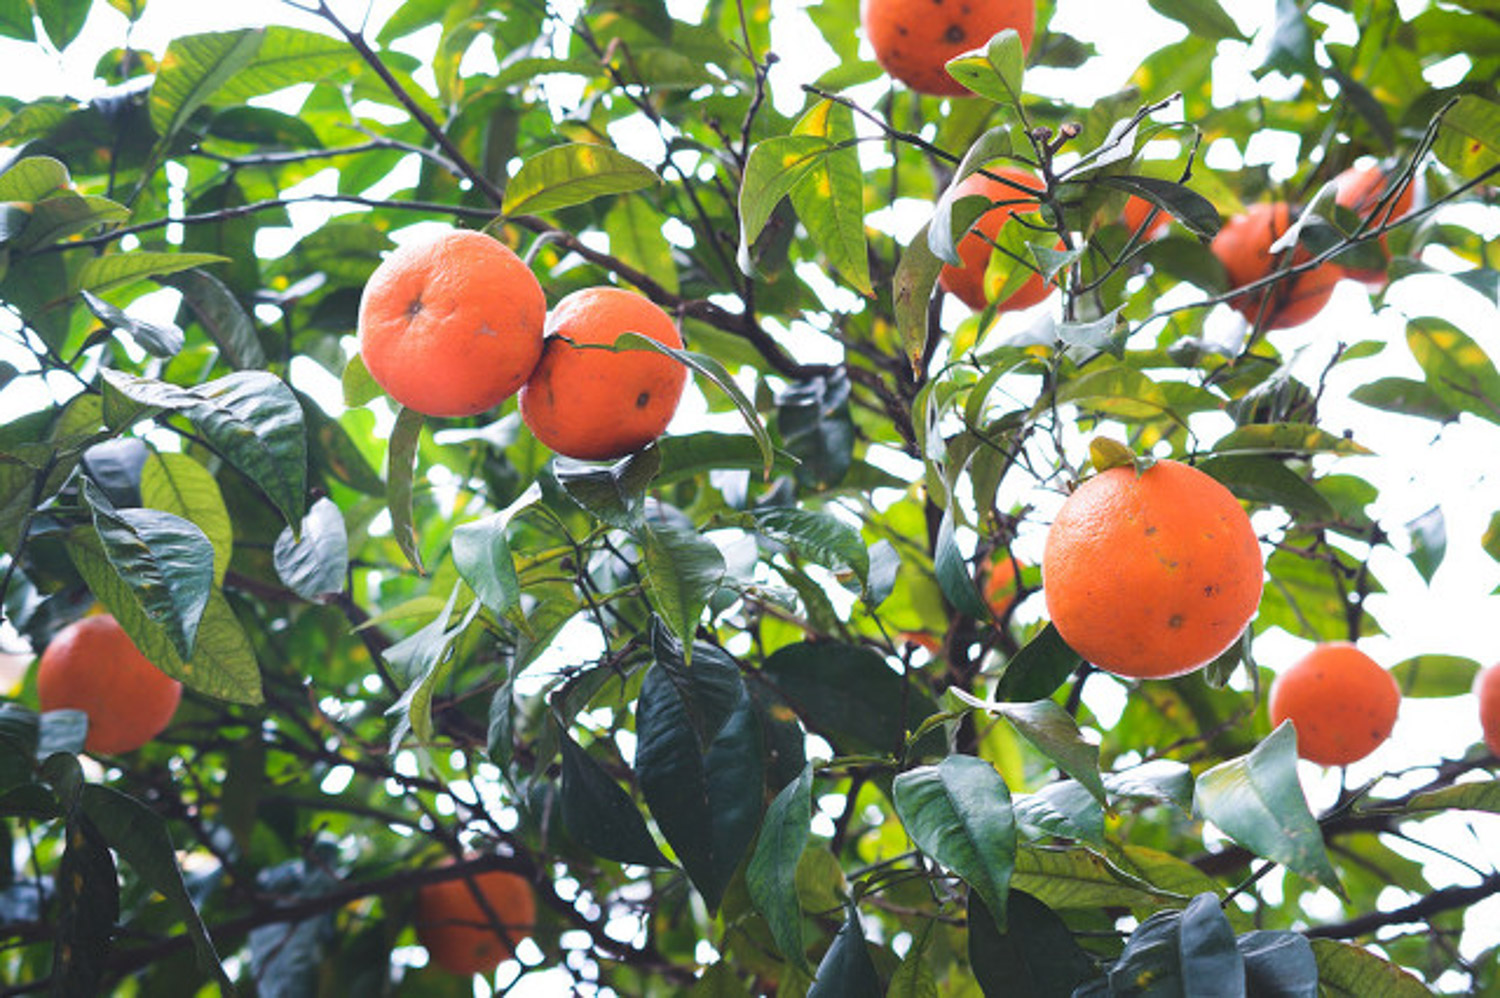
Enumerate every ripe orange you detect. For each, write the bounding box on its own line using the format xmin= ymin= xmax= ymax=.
xmin=862 ymin=0 xmax=1035 ymax=96
xmin=1475 ymin=664 xmax=1500 ymax=757
xmin=358 ymin=229 xmax=546 ymax=418
xmin=1334 ymin=165 xmax=1415 ymax=287
xmin=1042 ymin=460 xmax=1263 ymax=679
xmin=518 ymin=287 xmax=687 ymax=461
xmin=938 ymin=167 xmax=1056 ymax=313
xmin=35 ymin=615 xmax=181 ymax=755
xmin=1210 ymin=202 xmax=1341 ymax=330
xmin=416 ymin=861 xmax=536 ymax=977
xmin=983 ymin=555 xmax=1021 ymax=620
xmin=1122 ymin=195 xmax=1170 ymax=240
xmin=1269 ymin=643 xmax=1400 ymax=766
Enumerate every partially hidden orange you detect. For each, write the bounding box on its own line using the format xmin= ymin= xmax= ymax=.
xmin=938 ymin=167 xmax=1057 ymax=313
xmin=983 ymin=555 xmax=1022 ymax=620
xmin=1269 ymin=643 xmax=1400 ymax=766
xmin=35 ymin=614 xmax=182 ymax=755
xmin=862 ymin=0 xmax=1036 ymax=96
xmin=416 ymin=860 xmax=536 ymax=977
xmin=1123 ymin=195 xmax=1170 ymax=241
xmin=358 ymin=229 xmax=546 ymax=418
xmin=1042 ymin=459 xmax=1263 ymax=679
xmin=1334 ymin=165 xmax=1416 ymax=287
xmin=519 ymin=287 xmax=687 ymax=461
xmin=1475 ymin=663 xmax=1500 ymax=757
xmin=1210 ymin=202 xmax=1341 ymax=330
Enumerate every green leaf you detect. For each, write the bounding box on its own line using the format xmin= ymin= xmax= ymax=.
xmin=76 ymin=252 xmax=228 ymax=297
xmin=752 ymin=506 xmax=868 ymax=588
xmin=1485 ymin=510 xmax=1500 ymax=564
xmin=140 ymin=452 xmax=232 ymax=586
xmin=1058 ymin=366 xmax=1177 ymax=421
xmin=1434 ymin=95 xmax=1500 ymax=178
xmin=15 ymin=193 xmax=128 ymax=250
xmin=945 ymin=29 xmax=1026 ymax=109
xmin=452 ymin=483 xmax=540 ymax=618
xmin=1147 ymin=0 xmax=1245 ymax=40
xmin=635 ymin=648 xmax=762 ymax=912
xmin=65 ymin=528 xmax=264 ymax=705
xmin=789 ymin=100 xmax=871 ymax=296
xmin=156 ymin=269 xmax=266 ymax=370
xmin=893 ymin=755 xmax=1017 ymax=926
xmin=933 ymin=506 xmax=987 ymax=618
xmin=1211 ymin=422 xmax=1370 ymax=456
xmin=35 ymin=0 xmax=89 ymax=50
xmin=1197 ymin=454 xmax=1334 ymax=519
xmin=642 ymin=523 xmax=726 ymax=649
xmin=83 ymin=480 xmax=213 ymax=662
xmin=691 ymin=962 xmax=754 ymax=998
xmin=557 ymin=726 xmax=669 ymax=867
xmin=950 ymin=691 xmax=1106 ymax=804
xmin=384 ymin=586 xmax=480 ymax=749
xmin=502 ymin=143 xmax=659 ymax=216
xmin=1178 ymin=893 xmax=1244 ymax=993
xmin=0 ymin=156 xmax=67 ymax=201
xmin=0 ymin=0 xmax=34 ymax=41
xmin=1405 ymin=506 xmax=1446 ymax=584
xmin=51 ymin=815 xmax=117 ymax=998
xmin=1096 ymin=175 xmax=1222 ymax=238
xmin=648 ymin=622 xmax=743 ymax=752
xmin=969 ymin=891 xmax=1098 ymax=997
xmin=1405 ymin=779 xmax=1500 ymax=814
xmin=778 ymin=371 xmax=854 ymax=489
xmin=654 ymin=432 xmax=798 ymax=485
xmin=554 ymin=447 xmax=659 ymax=530
xmin=213 ymin=25 xmax=360 ymax=104
xmin=387 ymin=406 xmax=424 ymax=573
xmin=1013 ymin=780 xmax=1105 ymax=846
xmin=738 ymin=135 xmax=833 ymax=269
xmin=1406 ymin=316 xmax=1500 ymax=424
xmin=188 ymin=371 xmax=307 ymax=530
xmin=273 ymin=497 xmax=347 ymax=603
xmin=1390 ymin=654 xmax=1480 ymax=698
xmin=81 ymin=291 xmax=184 ymax=358
xmin=605 ymin=195 xmax=678 ymax=295
xmin=747 ymin=762 xmax=814 ymax=973
xmin=80 ymin=784 xmax=230 ymax=988
xmin=894 ymin=221 xmax=945 ymax=374
xmin=1350 ymin=377 xmax=1459 ymax=423
xmin=761 ymin=640 xmax=940 ymax=757
xmin=611 ymin=332 xmax=775 ymax=479
xmin=1238 ymin=931 xmax=1318 ymax=997
xmin=106 ymin=0 xmax=147 ymax=21
xmin=149 ymin=29 xmax=266 ymax=144
xmin=1193 ymin=722 xmax=1340 ymax=891
xmin=1311 ymin=939 xmax=1432 ymax=998
xmin=341 ymin=352 xmax=383 ymax=409
xmin=994 ymin=624 xmax=1083 ymax=703
xmin=1105 ymin=759 xmax=1195 ymax=811
xmin=807 ymin=904 xmax=881 ymax=998
xmin=888 ymin=918 xmax=939 ymax=998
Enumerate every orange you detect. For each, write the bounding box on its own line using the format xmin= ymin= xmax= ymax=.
xmin=1122 ymin=195 xmax=1170 ymax=240
xmin=1269 ymin=643 xmax=1400 ymax=766
xmin=519 ymin=287 xmax=687 ymax=461
xmin=358 ymin=229 xmax=546 ymax=418
xmin=862 ymin=0 xmax=1035 ymax=96
xmin=416 ymin=860 xmax=536 ymax=977
xmin=1042 ymin=460 xmax=1263 ymax=679
xmin=35 ymin=615 xmax=181 ymax=755
xmin=938 ymin=167 xmax=1056 ymax=313
xmin=1334 ymin=165 xmax=1415 ymax=287
xmin=1475 ymin=664 xmax=1500 ymax=757
xmin=1210 ymin=202 xmax=1341 ymax=330
xmin=983 ymin=555 xmax=1021 ymax=620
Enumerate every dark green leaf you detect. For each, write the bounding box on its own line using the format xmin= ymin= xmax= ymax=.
xmin=969 ymin=891 xmax=1097 ymax=997
xmin=1178 ymin=893 xmax=1245 ymax=995
xmin=81 ymin=290 xmax=184 ymax=358
xmin=156 ymin=269 xmax=266 ymax=369
xmin=933 ymin=507 xmax=987 ymax=618
xmin=452 ymin=483 xmax=539 ymax=618
xmin=738 ymin=135 xmax=833 ymax=269
xmin=557 ymin=726 xmax=669 ymax=867
xmin=894 ymin=221 xmax=945 ymax=374
xmin=752 ymin=506 xmax=868 ymax=587
xmin=554 ymin=447 xmax=659 ymax=530
xmin=777 ymin=371 xmax=853 ymax=489
xmin=1193 ymin=722 xmax=1340 ymax=891
xmin=747 ymin=762 xmax=813 ymax=973
xmin=1147 ymin=0 xmax=1245 ymax=40
xmin=807 ymin=904 xmax=881 ymax=998
xmin=140 ymin=452 xmax=232 ymax=586
xmin=1096 ymin=175 xmax=1222 ymax=238
xmin=387 ymin=406 xmax=424 ymax=573
xmin=643 ymin=523 xmax=726 ymax=648
xmin=1237 ymin=931 xmax=1317 ymax=998
xmin=51 ymin=815 xmax=117 ymax=998
xmin=1013 ymin=780 xmax=1104 ymax=846
xmin=384 ymin=588 xmax=480 ymax=749
xmin=994 ymin=624 xmax=1083 ymax=702
xmin=38 ymin=710 xmax=87 ymax=757
xmin=950 ymin=691 xmax=1105 ymax=804
xmin=789 ymin=100 xmax=871 ymax=296
xmin=893 ymin=755 xmax=1016 ymax=926
xmin=1197 ymin=455 xmax=1334 ymax=519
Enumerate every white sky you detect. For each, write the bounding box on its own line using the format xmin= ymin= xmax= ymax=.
xmin=0 ymin=0 xmax=1497 ymax=991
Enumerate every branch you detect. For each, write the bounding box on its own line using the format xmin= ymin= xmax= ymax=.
xmin=1306 ymin=873 xmax=1500 ymax=939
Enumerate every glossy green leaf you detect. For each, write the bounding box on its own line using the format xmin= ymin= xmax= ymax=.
xmin=51 ymin=814 xmax=117 ymax=998
xmin=503 ymin=143 xmax=659 ymax=217
xmin=746 ymin=762 xmax=814 ymax=973
xmin=1311 ymin=939 xmax=1431 ymax=998
xmin=1405 ymin=505 xmax=1446 ymax=583
xmin=1193 ymin=722 xmax=1340 ymax=891
xmin=807 ymin=904 xmax=881 ymax=998
xmin=1013 ymin=780 xmax=1105 ymax=846
xmin=1105 ymin=759 xmax=1195 ymax=811
xmin=642 ymin=523 xmax=726 ymax=648
xmin=81 ymin=291 xmax=184 ymax=358
xmin=554 ymin=447 xmax=659 ymax=530
xmin=452 ymin=482 xmax=540 ymax=618
xmin=994 ymin=624 xmax=1083 ymax=703
xmin=1237 ymin=931 xmax=1318 ymax=997
xmin=789 ymin=100 xmax=871 ymax=296
xmin=150 ymin=29 xmax=266 ymax=143
xmin=83 ymin=480 xmax=213 ymax=662
xmin=387 ymin=405 xmax=424 ymax=573
xmin=1405 ymin=779 xmax=1500 ymax=814
xmin=1390 ymin=654 xmax=1480 ymax=698
xmin=751 ymin=506 xmax=868 ymax=587
xmin=950 ymin=690 xmax=1105 ymax=804
xmin=969 ymin=891 xmax=1097 ymax=997
xmin=557 ymin=726 xmax=669 ymax=867
xmin=273 ymin=497 xmax=348 ymax=603
xmin=893 ymin=755 xmax=1017 ymax=926
xmin=76 ymin=252 xmax=229 ymax=297
xmin=738 ymin=135 xmax=832 ymax=269
xmin=140 ymin=452 xmax=232 ymax=586
xmin=945 ymin=28 xmax=1025 ymax=108
xmin=156 ymin=269 xmax=266 ymax=369
xmin=1096 ymin=174 xmax=1221 ymax=238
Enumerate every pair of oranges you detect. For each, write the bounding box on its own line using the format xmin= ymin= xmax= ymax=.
xmin=357 ymin=229 xmax=687 ymax=462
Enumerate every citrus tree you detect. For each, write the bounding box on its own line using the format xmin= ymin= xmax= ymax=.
xmin=2 ymin=0 xmax=1500 ymax=994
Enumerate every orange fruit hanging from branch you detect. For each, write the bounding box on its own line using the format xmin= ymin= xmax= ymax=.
xmin=862 ymin=0 xmax=1035 ymax=96
xmin=1474 ymin=663 xmax=1500 ymax=757
xmin=35 ymin=614 xmax=182 ymax=755
xmin=1042 ymin=459 xmax=1263 ymax=679
xmin=358 ymin=229 xmax=546 ymax=417
xmin=416 ymin=860 xmax=537 ymax=977
xmin=1269 ymin=643 xmax=1400 ymax=766
xmin=1210 ymin=202 xmax=1342 ymax=330
xmin=519 ymin=286 xmax=687 ymax=461
xmin=1334 ymin=164 xmax=1416 ymax=287
xmin=938 ymin=166 xmax=1057 ymax=313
